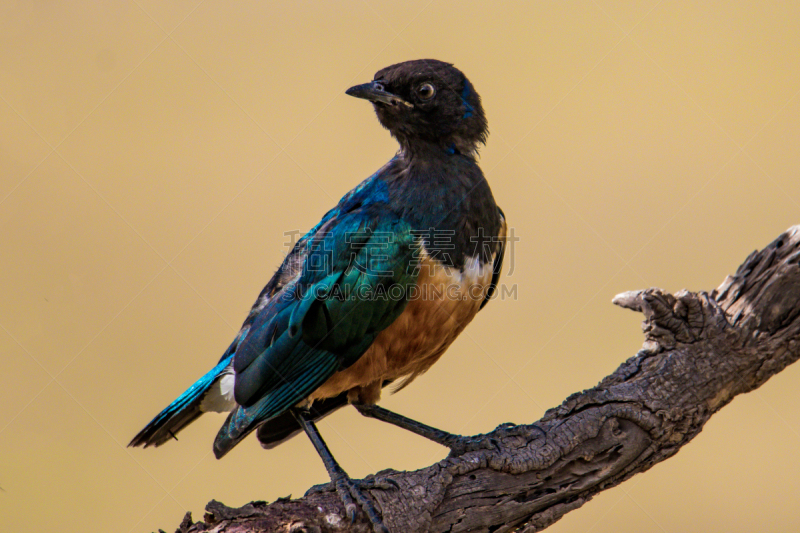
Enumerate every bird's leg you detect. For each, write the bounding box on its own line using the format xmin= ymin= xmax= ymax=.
xmin=353 ymin=403 xmax=499 ymax=457
xmin=291 ymin=408 xmax=390 ymax=533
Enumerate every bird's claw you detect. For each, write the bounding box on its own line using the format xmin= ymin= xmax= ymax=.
xmin=445 ymin=434 xmax=500 ymax=457
xmin=304 ymin=475 xmax=397 ymax=496
xmin=305 ymin=476 xmax=393 ymax=533
xmin=359 ymin=476 xmax=400 ymax=491
xmin=304 ymin=481 xmax=335 ymax=496
xmin=339 ymin=476 xmax=389 ymax=533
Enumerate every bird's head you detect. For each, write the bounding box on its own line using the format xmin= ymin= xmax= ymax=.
xmin=346 ymin=59 xmax=487 ymax=157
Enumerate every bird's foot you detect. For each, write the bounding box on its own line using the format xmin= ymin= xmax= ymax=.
xmin=444 ymin=423 xmax=536 ymax=457
xmin=304 ymin=475 xmax=398 ymax=496
xmin=443 ymin=432 xmax=501 ymax=457
xmin=305 ymin=475 xmax=397 ymax=533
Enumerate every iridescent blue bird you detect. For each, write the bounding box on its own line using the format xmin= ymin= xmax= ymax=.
xmin=130 ymin=59 xmax=506 ymax=532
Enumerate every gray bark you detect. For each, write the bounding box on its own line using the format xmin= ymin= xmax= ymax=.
xmin=173 ymin=225 xmax=800 ymax=533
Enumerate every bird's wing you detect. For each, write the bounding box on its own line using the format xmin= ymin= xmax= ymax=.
xmin=213 ymin=205 xmax=417 ymax=457
xmin=480 ymin=206 xmax=506 ymax=310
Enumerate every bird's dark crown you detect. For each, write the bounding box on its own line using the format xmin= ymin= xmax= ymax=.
xmin=347 ymin=59 xmax=488 ymax=157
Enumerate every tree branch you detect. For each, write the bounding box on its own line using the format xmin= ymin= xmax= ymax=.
xmin=175 ymin=225 xmax=800 ymax=533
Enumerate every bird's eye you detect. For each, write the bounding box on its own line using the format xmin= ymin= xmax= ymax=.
xmin=417 ymin=83 xmax=436 ymax=100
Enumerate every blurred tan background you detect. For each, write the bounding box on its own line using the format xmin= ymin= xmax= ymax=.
xmin=1 ymin=1 xmax=799 ymax=532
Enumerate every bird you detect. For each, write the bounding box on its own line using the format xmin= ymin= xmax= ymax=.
xmin=129 ymin=59 xmax=506 ymax=533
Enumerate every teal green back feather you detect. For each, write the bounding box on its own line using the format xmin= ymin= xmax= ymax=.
xmin=213 ymin=207 xmax=418 ymax=458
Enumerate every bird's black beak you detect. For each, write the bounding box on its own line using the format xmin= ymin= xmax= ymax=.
xmin=346 ymin=81 xmax=413 ymax=108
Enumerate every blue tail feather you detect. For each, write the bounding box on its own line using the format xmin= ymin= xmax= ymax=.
xmin=128 ymin=355 xmax=233 ymax=448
